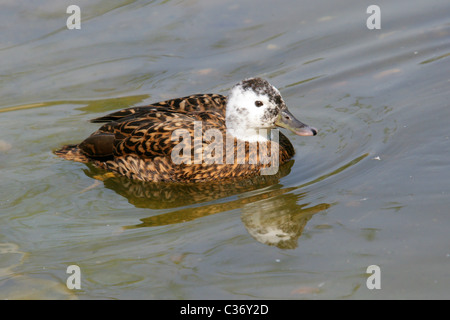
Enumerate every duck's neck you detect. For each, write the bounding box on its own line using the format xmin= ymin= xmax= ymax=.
xmin=226 ymin=124 xmax=272 ymax=143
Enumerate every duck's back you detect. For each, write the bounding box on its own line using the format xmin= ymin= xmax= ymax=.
xmin=90 ymin=94 xmax=227 ymax=124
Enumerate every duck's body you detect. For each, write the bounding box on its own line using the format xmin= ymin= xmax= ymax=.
xmin=55 ymin=78 xmax=317 ymax=183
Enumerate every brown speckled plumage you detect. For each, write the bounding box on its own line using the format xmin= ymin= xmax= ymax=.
xmin=54 ymin=78 xmax=315 ymax=183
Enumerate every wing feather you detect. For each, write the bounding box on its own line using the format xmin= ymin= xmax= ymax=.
xmin=90 ymin=94 xmax=226 ymax=123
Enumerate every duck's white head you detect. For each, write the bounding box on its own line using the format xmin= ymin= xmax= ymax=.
xmin=226 ymin=78 xmax=317 ymax=142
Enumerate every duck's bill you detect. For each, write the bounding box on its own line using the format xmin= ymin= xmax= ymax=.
xmin=275 ymin=109 xmax=318 ymax=136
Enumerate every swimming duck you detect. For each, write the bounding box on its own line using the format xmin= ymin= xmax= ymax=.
xmin=55 ymin=78 xmax=317 ymax=183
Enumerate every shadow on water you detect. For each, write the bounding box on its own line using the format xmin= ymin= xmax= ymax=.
xmin=81 ymin=153 xmax=368 ymax=249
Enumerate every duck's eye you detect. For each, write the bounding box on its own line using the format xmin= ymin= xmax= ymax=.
xmin=255 ymin=100 xmax=263 ymax=107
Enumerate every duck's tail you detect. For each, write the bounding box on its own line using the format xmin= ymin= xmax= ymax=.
xmin=54 ymin=144 xmax=91 ymax=163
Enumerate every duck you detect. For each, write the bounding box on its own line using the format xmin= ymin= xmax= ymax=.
xmin=54 ymin=77 xmax=317 ymax=183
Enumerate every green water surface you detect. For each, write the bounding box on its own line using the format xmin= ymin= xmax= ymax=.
xmin=0 ymin=0 xmax=449 ymax=299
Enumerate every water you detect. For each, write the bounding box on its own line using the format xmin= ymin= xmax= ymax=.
xmin=0 ymin=0 xmax=449 ymax=299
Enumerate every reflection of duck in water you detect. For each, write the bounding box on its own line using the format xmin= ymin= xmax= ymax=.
xmin=241 ymin=192 xmax=330 ymax=249
xmin=112 ymin=153 xmax=369 ymax=249
xmin=119 ymin=178 xmax=330 ymax=249
xmin=80 ymin=153 xmax=368 ymax=250
xmin=55 ymin=78 xmax=316 ymax=182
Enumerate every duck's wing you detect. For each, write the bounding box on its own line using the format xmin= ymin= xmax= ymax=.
xmin=93 ymin=107 xmax=187 ymax=140
xmin=80 ymin=109 xmax=226 ymax=160
xmin=90 ymin=93 xmax=227 ymax=123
